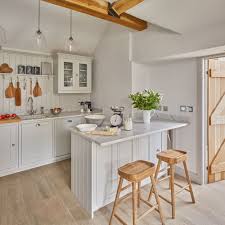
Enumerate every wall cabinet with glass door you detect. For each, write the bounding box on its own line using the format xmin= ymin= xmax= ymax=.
xmin=55 ymin=53 xmax=92 ymax=93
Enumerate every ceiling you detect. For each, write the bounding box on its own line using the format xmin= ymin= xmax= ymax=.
xmin=128 ymin=0 xmax=225 ymax=34
xmin=0 ymin=0 xmax=109 ymax=55
xmin=1 ymin=0 xmax=225 ymax=54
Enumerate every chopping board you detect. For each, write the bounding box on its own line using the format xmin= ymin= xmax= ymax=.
xmin=88 ymin=128 xmax=119 ymax=136
xmin=5 ymin=81 xmax=15 ymax=98
xmin=0 ymin=116 xmax=21 ymax=124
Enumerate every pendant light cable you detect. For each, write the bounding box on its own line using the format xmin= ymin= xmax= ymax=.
xmin=35 ymin=0 xmax=46 ymax=48
xmin=38 ymin=0 xmax=41 ymax=31
xmin=70 ymin=10 xmax=72 ymax=38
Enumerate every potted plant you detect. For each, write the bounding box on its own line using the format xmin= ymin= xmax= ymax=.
xmin=129 ymin=89 xmax=162 ymax=124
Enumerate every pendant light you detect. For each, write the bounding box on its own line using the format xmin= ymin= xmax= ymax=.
xmin=35 ymin=0 xmax=46 ymax=48
xmin=65 ymin=10 xmax=74 ymax=52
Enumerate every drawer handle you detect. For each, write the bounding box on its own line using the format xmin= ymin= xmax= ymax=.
xmin=156 ymin=149 xmax=160 ymax=152
xmin=12 ymin=144 xmax=15 ymax=147
xmin=36 ymin=123 xmax=41 ymax=127
xmin=67 ymin=120 xmax=73 ymax=123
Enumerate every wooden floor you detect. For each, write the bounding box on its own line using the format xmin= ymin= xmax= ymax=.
xmin=1 ymin=160 xmax=225 ymax=225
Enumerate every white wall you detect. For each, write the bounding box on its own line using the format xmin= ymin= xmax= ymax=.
xmin=92 ymin=25 xmax=132 ymax=117
xmin=0 ymin=50 xmax=90 ymax=114
xmin=132 ymin=59 xmax=203 ymax=181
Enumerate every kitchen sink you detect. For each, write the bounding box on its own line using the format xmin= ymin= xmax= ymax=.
xmin=20 ymin=114 xmax=49 ymax=120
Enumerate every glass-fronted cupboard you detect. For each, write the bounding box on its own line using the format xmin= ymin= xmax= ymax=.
xmin=55 ymin=53 xmax=92 ymax=93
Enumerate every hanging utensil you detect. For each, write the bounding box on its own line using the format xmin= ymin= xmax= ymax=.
xmin=33 ymin=78 xmax=42 ymax=97
xmin=5 ymin=78 xmax=15 ymax=98
xmin=15 ymin=77 xmax=21 ymax=106
xmin=37 ymin=80 xmax=42 ymax=96
xmin=23 ymin=78 xmax=26 ymax=90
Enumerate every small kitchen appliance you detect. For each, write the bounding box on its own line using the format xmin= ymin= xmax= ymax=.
xmin=110 ymin=106 xmax=124 ymax=127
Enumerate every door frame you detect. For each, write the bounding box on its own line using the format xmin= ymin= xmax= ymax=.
xmin=202 ymin=58 xmax=208 ymax=184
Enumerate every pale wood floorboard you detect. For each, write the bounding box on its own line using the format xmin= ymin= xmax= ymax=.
xmin=0 ymin=160 xmax=225 ymax=225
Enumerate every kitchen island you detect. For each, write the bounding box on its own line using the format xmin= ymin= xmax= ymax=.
xmin=71 ymin=120 xmax=187 ymax=217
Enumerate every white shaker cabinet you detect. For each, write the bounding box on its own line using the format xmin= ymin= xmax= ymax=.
xmin=0 ymin=124 xmax=18 ymax=172
xmin=150 ymin=131 xmax=167 ymax=172
xmin=54 ymin=116 xmax=83 ymax=157
xmin=54 ymin=53 xmax=92 ymax=94
xmin=21 ymin=120 xmax=53 ymax=166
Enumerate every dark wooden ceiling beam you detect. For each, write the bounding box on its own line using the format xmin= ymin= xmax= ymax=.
xmin=42 ymin=0 xmax=148 ymax=31
xmin=112 ymin=0 xmax=144 ymax=15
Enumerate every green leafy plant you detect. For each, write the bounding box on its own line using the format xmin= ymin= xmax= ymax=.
xmin=129 ymin=89 xmax=162 ymax=111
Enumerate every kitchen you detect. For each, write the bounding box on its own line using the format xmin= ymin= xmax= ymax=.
xmin=0 ymin=0 xmax=225 ymax=225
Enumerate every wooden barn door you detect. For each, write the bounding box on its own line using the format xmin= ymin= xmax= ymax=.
xmin=208 ymin=58 xmax=225 ymax=183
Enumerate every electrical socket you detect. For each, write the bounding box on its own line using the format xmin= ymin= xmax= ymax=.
xmin=187 ymin=106 xmax=193 ymax=112
xmin=180 ymin=106 xmax=187 ymax=112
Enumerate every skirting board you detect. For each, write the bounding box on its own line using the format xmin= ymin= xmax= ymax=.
xmin=175 ymin=166 xmax=202 ymax=185
xmin=0 ymin=154 xmax=71 ymax=178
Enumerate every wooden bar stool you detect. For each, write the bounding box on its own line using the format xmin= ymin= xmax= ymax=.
xmin=109 ymin=160 xmax=165 ymax=225
xmin=148 ymin=149 xmax=195 ymax=219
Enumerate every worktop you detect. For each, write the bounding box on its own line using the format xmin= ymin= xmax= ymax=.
xmin=71 ymin=119 xmax=187 ymax=146
xmin=71 ymin=119 xmax=188 ymax=217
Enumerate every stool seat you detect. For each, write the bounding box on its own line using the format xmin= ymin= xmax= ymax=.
xmin=157 ymin=149 xmax=187 ymax=164
xmin=118 ymin=160 xmax=155 ymax=182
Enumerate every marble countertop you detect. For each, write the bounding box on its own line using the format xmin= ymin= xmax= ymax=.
xmin=71 ymin=119 xmax=188 ymax=146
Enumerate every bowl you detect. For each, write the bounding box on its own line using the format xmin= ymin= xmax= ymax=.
xmin=50 ymin=108 xmax=62 ymax=115
xmin=76 ymin=124 xmax=97 ymax=132
xmin=84 ymin=114 xmax=105 ymax=126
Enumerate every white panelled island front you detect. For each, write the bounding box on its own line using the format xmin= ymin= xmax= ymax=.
xmin=71 ymin=120 xmax=187 ymax=217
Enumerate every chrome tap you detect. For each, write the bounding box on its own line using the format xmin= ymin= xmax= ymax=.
xmin=27 ymin=97 xmax=35 ymax=115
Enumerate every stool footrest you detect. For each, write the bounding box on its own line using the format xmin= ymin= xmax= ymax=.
xmin=140 ymin=198 xmax=159 ymax=213
xmin=118 ymin=193 xmax=132 ymax=205
xmin=114 ymin=214 xmax=128 ymax=225
xmin=121 ymin=183 xmax=132 ymax=192
xmin=175 ymin=184 xmax=190 ymax=195
xmin=159 ymin=194 xmax=172 ymax=205
xmin=174 ymin=182 xmax=190 ymax=192
xmin=137 ymin=205 xmax=158 ymax=222
xmin=157 ymin=175 xmax=170 ymax=183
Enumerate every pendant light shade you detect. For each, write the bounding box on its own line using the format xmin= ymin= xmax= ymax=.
xmin=0 ymin=25 xmax=7 ymax=46
xmin=35 ymin=0 xmax=46 ymax=49
xmin=35 ymin=29 xmax=46 ymax=48
xmin=65 ymin=10 xmax=74 ymax=52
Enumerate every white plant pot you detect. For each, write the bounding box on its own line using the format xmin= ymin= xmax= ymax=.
xmin=143 ymin=110 xmax=155 ymax=124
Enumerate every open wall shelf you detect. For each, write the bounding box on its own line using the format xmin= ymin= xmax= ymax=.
xmin=0 ymin=73 xmax=55 ymax=79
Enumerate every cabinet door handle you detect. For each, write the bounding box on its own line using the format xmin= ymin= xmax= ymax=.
xmin=36 ymin=123 xmax=41 ymax=127
xmin=156 ymin=149 xmax=160 ymax=153
xmin=12 ymin=144 xmax=15 ymax=147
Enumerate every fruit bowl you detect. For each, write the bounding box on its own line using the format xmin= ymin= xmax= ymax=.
xmin=76 ymin=124 xmax=97 ymax=132
xmin=84 ymin=114 xmax=105 ymax=126
xmin=50 ymin=108 xmax=62 ymax=115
